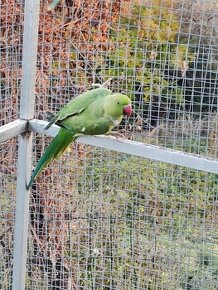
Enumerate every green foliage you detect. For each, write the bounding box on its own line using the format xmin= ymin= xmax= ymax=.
xmin=69 ymin=150 xmax=218 ymax=289
xmin=97 ymin=0 xmax=190 ymax=106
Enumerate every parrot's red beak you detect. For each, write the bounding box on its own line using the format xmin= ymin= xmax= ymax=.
xmin=123 ymin=104 xmax=132 ymax=117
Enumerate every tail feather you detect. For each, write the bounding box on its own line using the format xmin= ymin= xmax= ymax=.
xmin=28 ymin=128 xmax=75 ymax=189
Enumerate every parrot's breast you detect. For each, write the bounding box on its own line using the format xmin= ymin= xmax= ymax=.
xmin=109 ymin=116 xmax=121 ymax=127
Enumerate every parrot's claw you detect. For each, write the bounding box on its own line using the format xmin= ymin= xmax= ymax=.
xmin=108 ymin=130 xmax=126 ymax=139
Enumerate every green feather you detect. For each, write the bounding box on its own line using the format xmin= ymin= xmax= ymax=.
xmin=27 ymin=128 xmax=75 ymax=189
xmin=28 ymin=88 xmax=131 ymax=189
xmin=45 ymin=88 xmax=111 ymax=130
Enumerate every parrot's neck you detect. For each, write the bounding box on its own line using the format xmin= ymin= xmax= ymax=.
xmin=109 ymin=115 xmax=122 ymax=127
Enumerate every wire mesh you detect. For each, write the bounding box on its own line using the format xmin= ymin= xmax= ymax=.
xmin=28 ymin=145 xmax=218 ymax=289
xmin=1 ymin=0 xmax=218 ymax=289
xmin=0 ymin=138 xmax=18 ymax=290
xmin=0 ymin=1 xmax=24 ymax=288
xmin=0 ymin=0 xmax=24 ymax=125
xmin=33 ymin=0 xmax=218 ymax=158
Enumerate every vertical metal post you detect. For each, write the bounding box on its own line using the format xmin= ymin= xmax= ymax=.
xmin=12 ymin=1 xmax=40 ymax=289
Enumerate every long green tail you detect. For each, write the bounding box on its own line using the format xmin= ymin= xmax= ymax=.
xmin=28 ymin=128 xmax=75 ymax=189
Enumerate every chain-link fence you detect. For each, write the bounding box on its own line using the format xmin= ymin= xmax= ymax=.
xmin=0 ymin=0 xmax=218 ymax=289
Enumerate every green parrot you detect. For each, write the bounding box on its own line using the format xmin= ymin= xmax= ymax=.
xmin=27 ymin=88 xmax=132 ymax=189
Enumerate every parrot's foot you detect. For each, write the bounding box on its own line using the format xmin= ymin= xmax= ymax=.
xmin=108 ymin=130 xmax=126 ymax=139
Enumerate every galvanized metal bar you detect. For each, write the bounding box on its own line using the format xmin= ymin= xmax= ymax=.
xmin=19 ymin=1 xmax=40 ymax=119
xmin=29 ymin=119 xmax=218 ymax=174
xmin=0 ymin=120 xmax=27 ymax=143
xmin=12 ymin=1 xmax=40 ymax=290
xmin=28 ymin=118 xmax=61 ymax=137
xmin=13 ymin=133 xmax=33 ymax=289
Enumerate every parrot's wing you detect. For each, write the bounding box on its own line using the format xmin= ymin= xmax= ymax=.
xmin=45 ymin=87 xmax=111 ymax=130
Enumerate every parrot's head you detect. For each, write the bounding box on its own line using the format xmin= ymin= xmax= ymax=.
xmin=105 ymin=93 xmax=132 ymax=118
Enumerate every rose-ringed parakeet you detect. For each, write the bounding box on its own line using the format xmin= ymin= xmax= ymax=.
xmin=27 ymin=88 xmax=132 ymax=188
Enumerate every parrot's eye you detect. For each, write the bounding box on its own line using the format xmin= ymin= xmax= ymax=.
xmin=117 ymin=101 xmax=120 ymax=105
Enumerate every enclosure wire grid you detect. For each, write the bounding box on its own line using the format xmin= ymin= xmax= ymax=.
xmin=0 ymin=0 xmax=24 ymax=125
xmin=0 ymin=0 xmax=218 ymax=289
xmin=0 ymin=1 xmax=24 ymax=288
xmin=0 ymin=138 xmax=18 ymax=290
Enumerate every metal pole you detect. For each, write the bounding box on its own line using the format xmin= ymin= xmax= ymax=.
xmin=0 ymin=120 xmax=27 ymax=143
xmin=29 ymin=119 xmax=218 ymax=175
xmin=12 ymin=0 xmax=40 ymax=289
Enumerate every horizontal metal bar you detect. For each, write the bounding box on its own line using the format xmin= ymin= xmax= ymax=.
xmin=0 ymin=119 xmax=27 ymax=143
xmin=29 ymin=119 xmax=218 ymax=174
xmin=28 ymin=118 xmax=59 ymax=137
